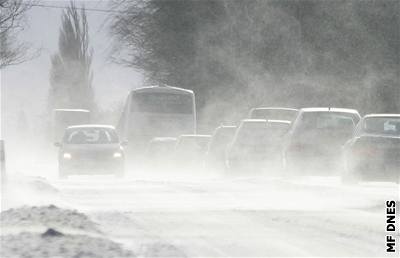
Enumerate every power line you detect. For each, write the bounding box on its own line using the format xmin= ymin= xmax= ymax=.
xmin=29 ymin=3 xmax=130 ymax=14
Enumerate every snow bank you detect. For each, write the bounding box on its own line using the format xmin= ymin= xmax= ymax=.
xmin=1 ymin=205 xmax=100 ymax=233
xmin=1 ymin=205 xmax=135 ymax=257
xmin=1 ymin=230 xmax=134 ymax=258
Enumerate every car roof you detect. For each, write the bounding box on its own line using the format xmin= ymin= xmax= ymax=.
xmin=216 ymin=125 xmax=236 ymax=129
xmin=364 ymin=114 xmax=400 ymax=118
xmin=67 ymin=124 xmax=116 ymax=130
xmin=131 ymin=85 xmax=193 ymax=95
xmin=179 ymin=134 xmax=212 ymax=138
xmin=150 ymin=137 xmax=177 ymax=142
xmin=267 ymin=119 xmax=291 ymax=124
xmin=215 ymin=125 xmax=236 ymax=131
xmin=241 ymin=119 xmax=267 ymax=123
xmin=251 ymin=107 xmax=298 ymax=111
xmin=53 ymin=109 xmax=90 ymax=112
xmin=300 ymin=107 xmax=359 ymax=114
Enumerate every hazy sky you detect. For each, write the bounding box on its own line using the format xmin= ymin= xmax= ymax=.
xmin=1 ymin=0 xmax=143 ymax=135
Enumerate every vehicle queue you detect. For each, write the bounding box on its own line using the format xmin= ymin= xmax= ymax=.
xmin=52 ymin=85 xmax=400 ymax=184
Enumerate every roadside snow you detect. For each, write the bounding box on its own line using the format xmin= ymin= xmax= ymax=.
xmin=1 ymin=230 xmax=134 ymax=258
xmin=1 ymin=205 xmax=100 ymax=234
xmin=1 ymin=205 xmax=135 ymax=258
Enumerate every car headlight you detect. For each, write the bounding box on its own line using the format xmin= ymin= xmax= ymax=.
xmin=63 ymin=153 xmax=72 ymax=159
xmin=113 ymin=152 xmax=122 ymax=158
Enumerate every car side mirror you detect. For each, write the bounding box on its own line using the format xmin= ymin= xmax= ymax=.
xmin=121 ymin=141 xmax=128 ymax=146
xmin=54 ymin=142 xmax=61 ymax=147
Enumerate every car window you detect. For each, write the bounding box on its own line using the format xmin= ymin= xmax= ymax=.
xmin=266 ymin=123 xmax=290 ymax=138
xmin=236 ymin=123 xmax=268 ymax=144
xmin=209 ymin=128 xmax=236 ymax=151
xmin=65 ymin=129 xmax=118 ymax=144
xmin=177 ymin=137 xmax=210 ymax=152
xmin=147 ymin=141 xmax=176 ymax=155
xmin=363 ymin=117 xmax=400 ymax=136
xmin=296 ymin=112 xmax=355 ymax=132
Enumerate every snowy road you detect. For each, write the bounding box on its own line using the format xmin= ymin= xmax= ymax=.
xmin=45 ymin=173 xmax=399 ymax=257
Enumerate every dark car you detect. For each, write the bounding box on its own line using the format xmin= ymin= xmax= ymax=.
xmin=174 ymin=134 xmax=212 ymax=171
xmin=205 ymin=125 xmax=236 ymax=172
xmin=283 ymin=108 xmax=360 ymax=174
xmin=145 ymin=137 xmax=177 ymax=171
xmin=227 ymin=119 xmax=291 ymax=173
xmin=342 ymin=114 xmax=400 ymax=184
xmin=55 ymin=125 xmax=126 ymax=178
xmin=248 ymin=107 xmax=299 ymax=122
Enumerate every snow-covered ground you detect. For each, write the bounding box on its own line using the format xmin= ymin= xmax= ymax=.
xmin=1 ymin=168 xmax=399 ymax=257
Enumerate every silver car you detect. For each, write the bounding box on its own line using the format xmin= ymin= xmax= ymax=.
xmin=55 ymin=125 xmax=126 ymax=178
xmin=342 ymin=114 xmax=400 ymax=184
xmin=227 ymin=119 xmax=291 ymax=173
xmin=283 ymin=107 xmax=360 ymax=175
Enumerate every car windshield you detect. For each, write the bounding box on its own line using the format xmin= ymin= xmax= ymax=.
xmin=296 ymin=112 xmax=355 ymax=133
xmin=177 ymin=137 xmax=210 ymax=152
xmin=209 ymin=128 xmax=236 ymax=150
xmin=64 ymin=128 xmax=119 ymax=144
xmin=147 ymin=141 xmax=176 ymax=154
xmin=363 ymin=117 xmax=400 ymax=136
xmin=236 ymin=123 xmax=268 ymax=144
xmin=266 ymin=123 xmax=291 ymax=137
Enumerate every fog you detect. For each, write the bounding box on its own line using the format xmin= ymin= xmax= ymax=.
xmin=1 ymin=1 xmax=399 ymax=257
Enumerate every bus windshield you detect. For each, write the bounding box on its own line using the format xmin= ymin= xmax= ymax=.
xmin=131 ymin=92 xmax=193 ymax=114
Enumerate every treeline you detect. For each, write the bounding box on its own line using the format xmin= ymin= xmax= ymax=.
xmin=110 ymin=0 xmax=399 ymax=126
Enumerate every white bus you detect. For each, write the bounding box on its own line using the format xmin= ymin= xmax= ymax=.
xmin=53 ymin=109 xmax=91 ymax=142
xmin=117 ymin=85 xmax=196 ymax=152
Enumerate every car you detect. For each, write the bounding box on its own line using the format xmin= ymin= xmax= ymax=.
xmin=283 ymin=108 xmax=360 ymax=174
xmin=205 ymin=125 xmax=236 ymax=171
xmin=145 ymin=137 xmax=177 ymax=171
xmin=174 ymin=134 xmax=212 ymax=171
xmin=55 ymin=125 xmax=126 ymax=178
xmin=342 ymin=114 xmax=400 ymax=184
xmin=248 ymin=107 xmax=299 ymax=122
xmin=1 ymin=140 xmax=5 ymax=183
xmin=227 ymin=119 xmax=291 ymax=173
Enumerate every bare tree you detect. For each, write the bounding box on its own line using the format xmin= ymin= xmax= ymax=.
xmin=0 ymin=0 xmax=33 ymax=68
xmin=109 ymin=0 xmax=400 ymax=119
xmin=48 ymin=1 xmax=95 ymax=112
